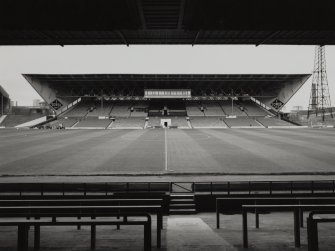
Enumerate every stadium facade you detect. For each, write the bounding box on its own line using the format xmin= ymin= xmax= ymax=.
xmin=23 ymin=73 xmax=310 ymax=129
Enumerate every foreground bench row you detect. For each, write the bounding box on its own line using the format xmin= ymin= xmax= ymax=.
xmin=216 ymin=197 xmax=335 ymax=229
xmin=242 ymin=205 xmax=335 ymax=248
xmin=0 ymin=198 xmax=164 ymax=251
xmin=0 ymin=213 xmax=152 ymax=251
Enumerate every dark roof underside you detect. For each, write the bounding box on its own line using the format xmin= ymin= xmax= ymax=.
xmin=23 ymin=73 xmax=310 ymax=91
xmin=1 ymin=0 xmax=335 ymax=45
xmin=0 ymin=85 xmax=9 ymax=98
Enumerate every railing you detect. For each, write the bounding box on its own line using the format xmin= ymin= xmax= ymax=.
xmin=0 ymin=180 xmax=334 ymax=197
xmin=56 ymin=97 xmax=82 ymax=116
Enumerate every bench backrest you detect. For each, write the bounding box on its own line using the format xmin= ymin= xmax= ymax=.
xmin=0 ymin=199 xmax=163 ymax=207
xmin=0 ymin=205 xmax=162 ymax=218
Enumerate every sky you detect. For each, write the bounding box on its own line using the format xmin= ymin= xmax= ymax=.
xmin=0 ymin=44 xmax=335 ymax=111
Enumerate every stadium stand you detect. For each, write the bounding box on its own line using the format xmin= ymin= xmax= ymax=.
xmin=257 ymin=117 xmax=295 ymax=127
xmin=223 ymin=117 xmax=262 ymax=128
xmin=167 ymin=100 xmax=187 ymax=116
xmin=171 ymin=117 xmax=189 ymax=128
xmin=75 ymin=117 xmax=112 ymax=128
xmin=202 ymin=102 xmax=225 ymax=116
xmin=147 ymin=117 xmax=161 ymax=128
xmin=148 ymin=102 xmax=163 ymax=116
xmin=86 ymin=101 xmax=113 ymax=117
xmin=48 ymin=117 xmax=78 ymax=128
xmin=219 ymin=100 xmax=247 ymax=116
xmin=112 ymin=117 xmax=145 ymax=129
xmin=189 ymin=116 xmax=227 ymax=128
xmin=110 ymin=101 xmax=132 ymax=117
xmin=185 ymin=102 xmax=204 ymax=116
xmin=0 ymin=114 xmax=43 ymax=127
xmin=241 ymin=100 xmax=270 ymax=116
xmin=130 ymin=101 xmax=148 ymax=117
xmin=63 ymin=101 xmax=92 ymax=117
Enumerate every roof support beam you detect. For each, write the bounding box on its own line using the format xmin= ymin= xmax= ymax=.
xmin=116 ymin=30 xmax=129 ymax=47
xmin=38 ymin=31 xmax=64 ymax=47
xmin=177 ymin=0 xmax=186 ymax=29
xmin=192 ymin=30 xmax=200 ymax=46
xmin=256 ymin=31 xmax=280 ymax=47
xmin=136 ymin=0 xmax=147 ymax=29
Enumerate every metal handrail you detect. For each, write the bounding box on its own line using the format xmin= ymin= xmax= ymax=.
xmin=0 ymin=180 xmax=334 ymax=196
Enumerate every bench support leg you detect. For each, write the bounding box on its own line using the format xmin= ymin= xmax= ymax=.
xmin=243 ymin=209 xmax=248 ymax=248
xmin=91 ymin=225 xmax=96 ymax=250
xmin=294 ymin=209 xmax=300 ymax=248
xmin=77 ymin=216 xmax=81 ymax=230
xmin=299 ymin=208 xmax=304 ymax=228
xmin=144 ymin=223 xmax=151 ymax=251
xmin=34 ymin=226 xmax=40 ymax=250
xmin=255 ymin=210 xmax=259 ymax=229
xmin=307 ymin=218 xmax=319 ymax=251
xmin=117 ymin=216 xmax=120 ymax=230
xmin=157 ymin=214 xmax=162 ymax=248
xmin=18 ymin=224 xmax=29 ymax=251
xmin=216 ymin=201 xmax=220 ymax=229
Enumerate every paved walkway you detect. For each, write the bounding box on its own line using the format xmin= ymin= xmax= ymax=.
xmin=167 ymin=216 xmax=237 ymax=251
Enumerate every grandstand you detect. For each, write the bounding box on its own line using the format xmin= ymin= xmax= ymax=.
xmin=189 ymin=116 xmax=227 ymax=128
xmin=112 ymin=117 xmax=145 ymax=129
xmin=21 ymin=74 xmax=309 ymax=130
xmin=0 ymin=106 xmax=49 ymax=128
xmin=223 ymin=117 xmax=263 ymax=128
xmin=75 ymin=117 xmax=112 ymax=129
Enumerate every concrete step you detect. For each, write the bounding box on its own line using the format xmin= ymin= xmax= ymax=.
xmin=170 ymin=199 xmax=194 ymax=204
xmin=170 ymin=204 xmax=196 ymax=209
xmin=169 ymin=209 xmax=197 ymax=215
xmin=170 ymin=194 xmax=194 ymax=200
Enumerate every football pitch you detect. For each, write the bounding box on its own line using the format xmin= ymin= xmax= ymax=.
xmin=0 ymin=128 xmax=335 ymax=176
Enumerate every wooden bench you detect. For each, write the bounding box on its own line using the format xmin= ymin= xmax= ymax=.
xmin=0 ymin=212 xmax=152 ymax=251
xmin=242 ymin=204 xmax=335 ymax=248
xmin=0 ymin=205 xmax=162 ymax=249
xmin=216 ymin=197 xmax=335 ymax=229
xmin=307 ymin=210 xmax=335 ymax=251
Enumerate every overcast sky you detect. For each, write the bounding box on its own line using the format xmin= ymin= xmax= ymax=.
xmin=0 ymin=45 xmax=335 ymax=111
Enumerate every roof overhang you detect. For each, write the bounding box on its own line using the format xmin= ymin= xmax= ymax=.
xmin=0 ymin=85 xmax=9 ymax=99
xmin=23 ymin=73 xmax=311 ymax=112
xmin=1 ymin=0 xmax=335 ymax=45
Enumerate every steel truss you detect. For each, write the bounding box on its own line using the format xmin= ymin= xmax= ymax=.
xmin=307 ymin=46 xmax=333 ymax=121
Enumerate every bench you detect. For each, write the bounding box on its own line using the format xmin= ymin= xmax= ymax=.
xmin=0 ymin=182 xmax=170 ymax=196
xmin=307 ymin=210 xmax=335 ymax=251
xmin=216 ymin=197 xmax=335 ymax=229
xmin=0 ymin=212 xmax=152 ymax=251
xmin=0 ymin=198 xmax=164 ymax=230
xmin=242 ymin=204 xmax=335 ymax=248
xmin=0 ymin=205 xmax=162 ymax=249
xmin=194 ymin=180 xmax=335 ymax=195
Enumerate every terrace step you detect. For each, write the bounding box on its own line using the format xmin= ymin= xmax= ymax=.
xmin=170 ymin=204 xmax=196 ymax=209
xmin=169 ymin=209 xmax=197 ymax=215
xmin=170 ymin=194 xmax=194 ymax=199
xmin=170 ymin=199 xmax=194 ymax=203
xmin=169 ymin=193 xmax=196 ymax=214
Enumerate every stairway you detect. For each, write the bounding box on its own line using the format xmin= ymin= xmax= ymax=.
xmin=169 ymin=194 xmax=197 ymax=215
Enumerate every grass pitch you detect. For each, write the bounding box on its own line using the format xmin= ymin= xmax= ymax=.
xmin=0 ymin=128 xmax=334 ymax=175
